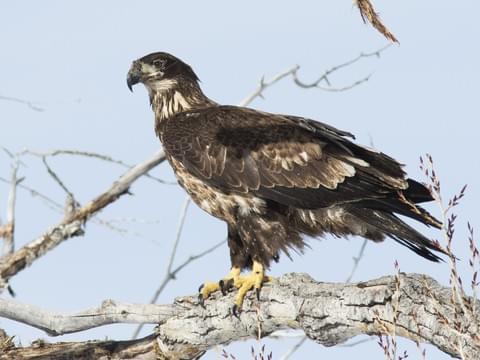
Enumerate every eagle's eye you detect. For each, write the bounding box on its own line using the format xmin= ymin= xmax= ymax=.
xmin=152 ymin=59 xmax=167 ymax=69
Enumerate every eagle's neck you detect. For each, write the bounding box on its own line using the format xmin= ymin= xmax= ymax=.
xmin=149 ymin=78 xmax=215 ymax=123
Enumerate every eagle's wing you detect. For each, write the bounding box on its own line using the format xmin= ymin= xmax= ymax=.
xmin=161 ymin=105 xmax=433 ymax=219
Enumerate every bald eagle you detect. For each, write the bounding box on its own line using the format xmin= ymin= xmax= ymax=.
xmin=127 ymin=52 xmax=445 ymax=313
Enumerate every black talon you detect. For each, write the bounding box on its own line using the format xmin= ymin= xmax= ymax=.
xmin=232 ymin=304 xmax=240 ymax=318
xmin=220 ymin=279 xmax=234 ymax=296
xmin=219 ymin=280 xmax=226 ymax=296
xmin=256 ymin=288 xmax=261 ymax=301
xmin=198 ymin=293 xmax=205 ymax=308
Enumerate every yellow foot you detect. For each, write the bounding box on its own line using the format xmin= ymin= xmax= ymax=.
xmin=198 ymin=267 xmax=241 ymax=307
xmin=197 ymin=262 xmax=272 ymax=316
xmin=232 ymin=262 xmax=271 ymax=317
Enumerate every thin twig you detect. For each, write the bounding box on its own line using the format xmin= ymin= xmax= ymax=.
xmin=167 ymin=198 xmax=191 ymax=275
xmin=280 ymin=336 xmax=307 ymax=360
xmin=42 ymin=156 xmax=76 ymax=200
xmin=239 ymin=65 xmax=300 ymax=107
xmin=239 ymin=45 xmax=390 ymax=107
xmin=167 ymin=239 xmax=226 ymax=283
xmin=339 ymin=337 xmax=374 ymax=348
xmin=346 ymin=239 xmax=368 ymax=283
xmin=19 ymin=149 xmax=175 ymax=185
xmin=1 ymin=162 xmax=22 ymax=259
xmin=0 ymin=95 xmax=44 ymax=112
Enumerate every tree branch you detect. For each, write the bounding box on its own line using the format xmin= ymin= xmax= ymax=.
xmin=0 ymin=161 xmax=22 ymax=259
xmin=1 ymin=273 xmax=478 ymax=359
xmin=0 ymin=94 xmax=44 ymax=112
xmin=19 ymin=148 xmax=175 ymax=185
xmin=0 ymin=150 xmax=166 ymax=290
xmin=0 ymin=333 xmax=160 ymax=360
xmin=239 ymin=45 xmax=390 ymax=107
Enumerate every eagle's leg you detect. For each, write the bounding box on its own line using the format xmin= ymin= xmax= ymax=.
xmin=232 ymin=261 xmax=271 ymax=316
xmin=198 ymin=266 xmax=241 ymax=306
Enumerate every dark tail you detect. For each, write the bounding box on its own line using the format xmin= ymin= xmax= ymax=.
xmin=350 ymin=207 xmax=447 ymax=262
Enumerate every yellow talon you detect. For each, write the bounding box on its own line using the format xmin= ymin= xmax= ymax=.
xmin=199 ymin=281 xmax=221 ymax=300
xmin=199 ymin=267 xmax=241 ymax=304
xmin=233 ymin=261 xmax=270 ymax=313
xmin=198 ymin=262 xmax=271 ymax=315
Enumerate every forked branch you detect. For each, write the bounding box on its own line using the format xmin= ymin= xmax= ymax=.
xmin=0 ymin=150 xmax=166 ymax=290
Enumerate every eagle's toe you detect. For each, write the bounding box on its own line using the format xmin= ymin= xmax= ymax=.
xmin=198 ymin=266 xmax=242 ymax=306
xmin=231 ymin=261 xmax=270 ymax=314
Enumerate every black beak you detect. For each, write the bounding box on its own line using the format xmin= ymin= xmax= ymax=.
xmin=126 ymin=63 xmax=141 ymax=92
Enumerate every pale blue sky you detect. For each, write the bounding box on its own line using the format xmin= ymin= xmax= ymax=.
xmin=1 ymin=1 xmax=479 ymax=359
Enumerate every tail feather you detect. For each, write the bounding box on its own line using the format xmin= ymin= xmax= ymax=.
xmin=358 ymin=198 xmax=442 ymax=229
xmin=349 ymin=207 xmax=447 ymax=262
xmin=405 ymin=179 xmax=434 ymax=203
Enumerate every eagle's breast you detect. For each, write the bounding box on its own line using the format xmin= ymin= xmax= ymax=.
xmin=168 ymin=156 xmax=266 ymax=223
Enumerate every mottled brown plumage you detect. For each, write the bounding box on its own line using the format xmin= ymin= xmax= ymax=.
xmin=127 ymin=52 xmax=446 ymax=309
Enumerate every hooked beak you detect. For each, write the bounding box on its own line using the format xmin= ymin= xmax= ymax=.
xmin=126 ymin=62 xmax=142 ymax=92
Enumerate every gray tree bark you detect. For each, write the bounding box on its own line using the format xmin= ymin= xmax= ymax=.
xmin=1 ymin=272 xmax=479 ymax=359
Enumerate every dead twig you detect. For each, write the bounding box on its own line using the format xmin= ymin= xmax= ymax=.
xmin=0 ymin=94 xmax=44 ymax=112
xmin=239 ymin=45 xmax=390 ymax=107
xmin=1 ymin=162 xmax=23 ymax=259
xmin=356 ymin=0 xmax=399 ymax=43
xmin=346 ymin=239 xmax=368 ymax=283
xmin=41 ymin=156 xmax=76 ymax=201
xmin=19 ymin=148 xmax=175 ymax=185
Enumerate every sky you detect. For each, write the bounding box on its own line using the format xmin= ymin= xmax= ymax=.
xmin=0 ymin=1 xmax=479 ymax=359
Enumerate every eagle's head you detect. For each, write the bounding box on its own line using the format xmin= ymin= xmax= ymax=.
xmin=127 ymin=52 xmax=199 ymax=93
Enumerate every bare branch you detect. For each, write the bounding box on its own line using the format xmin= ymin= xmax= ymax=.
xmin=41 ymin=156 xmax=76 ymax=201
xmin=239 ymin=45 xmax=390 ymax=107
xmin=0 ymin=94 xmax=44 ymax=112
xmin=166 ymin=198 xmax=191 ymax=275
xmin=1 ymin=162 xmax=22 ymax=259
xmin=356 ymin=0 xmax=399 ymax=43
xmin=239 ymin=65 xmax=300 ymax=107
xmin=19 ymin=148 xmax=175 ymax=185
xmin=0 ymin=273 xmax=478 ymax=359
xmin=0 ymin=150 xmax=166 ymax=290
xmin=280 ymin=336 xmax=307 ymax=360
xmin=168 ymin=238 xmax=225 ymax=281
xmin=345 ymin=239 xmax=368 ymax=283
xmin=1 ymin=334 xmax=159 ymax=360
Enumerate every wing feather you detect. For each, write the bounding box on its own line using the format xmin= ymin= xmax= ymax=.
xmin=161 ymin=105 xmax=409 ymax=208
